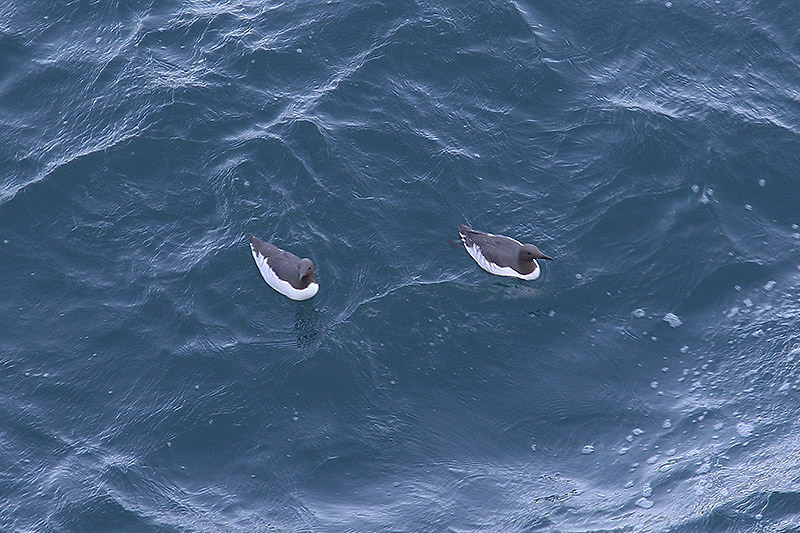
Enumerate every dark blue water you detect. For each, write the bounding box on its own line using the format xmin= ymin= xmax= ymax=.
xmin=2 ymin=0 xmax=800 ymax=531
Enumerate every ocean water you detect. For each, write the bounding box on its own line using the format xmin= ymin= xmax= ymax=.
xmin=2 ymin=0 xmax=800 ymax=531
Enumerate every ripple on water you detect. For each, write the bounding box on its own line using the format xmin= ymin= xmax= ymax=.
xmin=2 ymin=0 xmax=800 ymax=531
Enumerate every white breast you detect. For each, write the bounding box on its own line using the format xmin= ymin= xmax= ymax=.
xmin=464 ymin=243 xmax=540 ymax=280
xmin=252 ymin=250 xmax=319 ymax=300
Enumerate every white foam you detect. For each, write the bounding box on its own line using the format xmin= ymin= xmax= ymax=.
xmin=636 ymin=498 xmax=653 ymax=509
xmin=736 ymin=421 xmax=754 ymax=438
xmin=663 ymin=313 xmax=682 ymax=327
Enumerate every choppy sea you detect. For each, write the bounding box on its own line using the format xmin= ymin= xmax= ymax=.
xmin=2 ymin=0 xmax=800 ymax=531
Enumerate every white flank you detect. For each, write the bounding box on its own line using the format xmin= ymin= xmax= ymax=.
xmin=251 ymin=249 xmax=319 ymax=300
xmin=464 ymin=242 xmax=540 ymax=280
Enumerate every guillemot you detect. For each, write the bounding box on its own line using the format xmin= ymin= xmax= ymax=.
xmin=248 ymin=233 xmax=319 ymax=300
xmin=458 ymin=224 xmax=552 ymax=280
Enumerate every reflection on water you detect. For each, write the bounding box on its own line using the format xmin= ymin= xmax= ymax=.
xmin=294 ymin=303 xmax=320 ymax=348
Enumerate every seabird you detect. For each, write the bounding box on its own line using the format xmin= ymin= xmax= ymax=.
xmin=458 ymin=224 xmax=552 ymax=280
xmin=248 ymin=233 xmax=319 ymax=300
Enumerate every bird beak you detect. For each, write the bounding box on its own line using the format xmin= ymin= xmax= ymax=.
xmin=542 ymin=255 xmax=553 ymax=261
